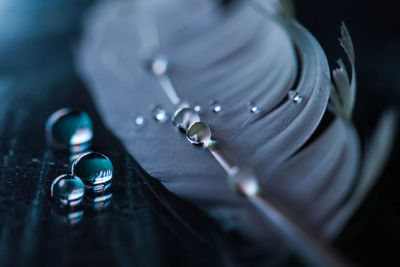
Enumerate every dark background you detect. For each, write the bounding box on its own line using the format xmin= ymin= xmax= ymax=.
xmin=0 ymin=0 xmax=399 ymax=266
xmin=296 ymin=1 xmax=400 ymax=266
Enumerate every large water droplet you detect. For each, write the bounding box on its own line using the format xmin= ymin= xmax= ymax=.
xmin=46 ymin=108 xmax=93 ymax=150
xmin=172 ymin=108 xmax=200 ymax=131
xmin=72 ymin=152 xmax=113 ymax=186
xmin=152 ymin=105 xmax=169 ymax=122
xmin=50 ymin=174 xmax=85 ymax=207
xmin=288 ymin=90 xmax=303 ymax=103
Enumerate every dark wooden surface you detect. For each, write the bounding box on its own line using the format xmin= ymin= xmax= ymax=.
xmin=1 ymin=0 xmax=400 ymax=266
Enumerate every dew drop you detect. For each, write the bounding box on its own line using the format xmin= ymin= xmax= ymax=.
xmin=72 ymin=152 xmax=113 ymax=186
xmin=248 ymin=102 xmax=260 ymax=113
xmin=288 ymin=90 xmax=303 ymax=103
xmin=46 ymin=108 xmax=93 ymax=150
xmin=193 ymin=105 xmax=202 ymax=113
xmin=151 ymin=55 xmax=169 ymax=76
xmin=152 ymin=105 xmax=169 ymax=123
xmin=134 ymin=115 xmax=145 ymax=127
xmin=50 ymin=174 xmax=85 ymax=207
xmin=210 ymin=101 xmax=222 ymax=113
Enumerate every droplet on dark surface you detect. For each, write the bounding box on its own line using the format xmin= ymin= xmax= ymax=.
xmin=50 ymin=174 xmax=85 ymax=207
xmin=72 ymin=152 xmax=113 ymax=186
xmin=46 ymin=108 xmax=93 ymax=150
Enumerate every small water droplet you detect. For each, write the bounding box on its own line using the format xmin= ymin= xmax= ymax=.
xmin=151 ymin=106 xmax=169 ymax=123
xmin=72 ymin=152 xmax=113 ymax=186
xmin=134 ymin=115 xmax=145 ymax=127
xmin=51 ymin=174 xmax=85 ymax=207
xmin=151 ymin=55 xmax=169 ymax=76
xmin=248 ymin=102 xmax=260 ymax=113
xmin=46 ymin=108 xmax=93 ymax=150
xmin=288 ymin=90 xmax=303 ymax=103
xmin=194 ymin=105 xmax=202 ymax=113
xmin=210 ymin=101 xmax=222 ymax=113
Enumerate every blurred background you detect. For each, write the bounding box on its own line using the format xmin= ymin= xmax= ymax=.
xmin=1 ymin=0 xmax=399 ymax=266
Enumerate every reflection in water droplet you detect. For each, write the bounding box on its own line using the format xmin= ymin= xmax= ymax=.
xmin=210 ymin=101 xmax=222 ymax=113
xmin=50 ymin=174 xmax=85 ymax=207
xmin=248 ymin=102 xmax=260 ymax=113
xmin=50 ymin=204 xmax=84 ymax=225
xmin=151 ymin=105 xmax=169 ymax=123
xmin=135 ymin=115 xmax=145 ymax=127
xmin=90 ymin=181 xmax=112 ymax=195
xmin=46 ymin=108 xmax=93 ymax=150
xmin=72 ymin=152 xmax=113 ymax=186
xmin=288 ymin=90 xmax=303 ymax=103
xmin=91 ymin=193 xmax=113 ymax=211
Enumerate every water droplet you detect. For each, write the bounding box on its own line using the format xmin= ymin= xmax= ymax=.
xmin=172 ymin=108 xmax=200 ymax=131
xmin=151 ymin=105 xmax=169 ymax=123
xmin=210 ymin=101 xmax=222 ymax=113
xmin=134 ymin=115 xmax=145 ymax=127
xmin=193 ymin=105 xmax=202 ymax=113
xmin=151 ymin=55 xmax=169 ymax=76
xmin=288 ymin=90 xmax=303 ymax=103
xmin=70 ymin=150 xmax=93 ymax=164
xmin=72 ymin=152 xmax=113 ymax=186
xmin=46 ymin=108 xmax=93 ymax=150
xmin=248 ymin=102 xmax=260 ymax=113
xmin=51 ymin=174 xmax=85 ymax=207
xmin=229 ymin=168 xmax=259 ymax=196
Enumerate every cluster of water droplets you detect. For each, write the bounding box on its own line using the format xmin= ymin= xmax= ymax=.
xmin=46 ymin=108 xmax=114 ymax=224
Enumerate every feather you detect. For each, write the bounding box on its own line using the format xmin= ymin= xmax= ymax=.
xmin=330 ymin=22 xmax=357 ymax=120
xmin=76 ymin=0 xmax=393 ymax=260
